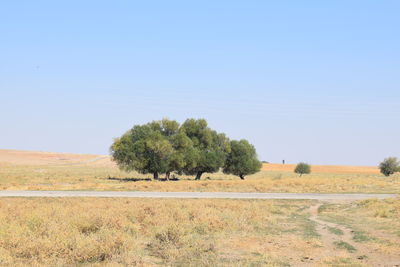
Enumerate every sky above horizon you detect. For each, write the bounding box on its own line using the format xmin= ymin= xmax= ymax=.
xmin=1 ymin=1 xmax=399 ymax=166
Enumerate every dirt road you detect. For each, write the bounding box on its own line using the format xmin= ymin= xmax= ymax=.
xmin=0 ymin=191 xmax=396 ymax=199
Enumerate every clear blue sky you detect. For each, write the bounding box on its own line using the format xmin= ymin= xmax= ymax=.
xmin=1 ymin=1 xmax=399 ymax=165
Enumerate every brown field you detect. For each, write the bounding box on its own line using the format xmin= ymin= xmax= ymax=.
xmin=0 ymin=197 xmax=399 ymax=266
xmin=262 ymin=163 xmax=379 ymax=175
xmin=0 ymin=149 xmax=399 ymax=193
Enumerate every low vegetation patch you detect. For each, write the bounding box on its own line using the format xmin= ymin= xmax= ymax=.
xmin=317 ymin=198 xmax=400 ymax=256
xmin=0 ymin=198 xmax=319 ymax=266
xmin=0 ymin=198 xmax=399 ymax=266
xmin=333 ymin=241 xmax=357 ymax=253
xmin=328 ymin=226 xmax=344 ymax=235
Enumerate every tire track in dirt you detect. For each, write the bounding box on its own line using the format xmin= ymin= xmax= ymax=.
xmin=307 ymin=203 xmax=400 ymax=267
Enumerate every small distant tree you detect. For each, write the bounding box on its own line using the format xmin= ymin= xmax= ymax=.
xmin=294 ymin=162 xmax=311 ymax=176
xmin=223 ymin=139 xmax=262 ymax=179
xmin=379 ymin=157 xmax=399 ymax=177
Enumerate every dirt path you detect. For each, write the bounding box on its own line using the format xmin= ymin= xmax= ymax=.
xmin=307 ymin=203 xmax=400 ymax=266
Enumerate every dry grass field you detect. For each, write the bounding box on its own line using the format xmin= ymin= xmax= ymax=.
xmin=0 ymin=198 xmax=399 ymax=266
xmin=1 ymin=150 xmax=400 ymax=266
xmin=0 ymin=149 xmax=399 ymax=193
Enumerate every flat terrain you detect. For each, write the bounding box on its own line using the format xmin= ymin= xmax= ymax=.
xmin=1 ymin=150 xmax=400 ymax=266
xmin=0 ymin=149 xmax=399 ymax=193
xmin=0 ymin=197 xmax=399 ymax=266
xmin=0 ymin=150 xmax=400 ymax=193
xmin=0 ymin=190 xmax=396 ymax=200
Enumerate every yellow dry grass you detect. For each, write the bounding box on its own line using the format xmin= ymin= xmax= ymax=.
xmin=0 ymin=198 xmax=319 ymax=266
xmin=0 ymin=197 xmax=398 ymax=266
xmin=0 ymin=149 xmax=399 ymax=193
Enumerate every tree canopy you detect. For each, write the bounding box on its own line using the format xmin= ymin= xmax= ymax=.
xmin=294 ymin=162 xmax=311 ymax=176
xmin=180 ymin=119 xmax=231 ymax=179
xmin=379 ymin=157 xmax=399 ymax=177
xmin=223 ymin=139 xmax=262 ymax=179
xmin=110 ymin=118 xmax=260 ymax=180
xmin=110 ymin=124 xmax=173 ymax=179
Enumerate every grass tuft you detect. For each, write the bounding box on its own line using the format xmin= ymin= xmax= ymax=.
xmin=333 ymin=241 xmax=357 ymax=253
xmin=328 ymin=226 xmax=344 ymax=235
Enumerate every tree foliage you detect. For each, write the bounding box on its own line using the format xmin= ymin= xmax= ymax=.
xmin=180 ymin=119 xmax=231 ymax=179
xmin=223 ymin=140 xmax=262 ymax=179
xmin=111 ymin=118 xmax=261 ymax=180
xmin=110 ymin=123 xmax=173 ymax=179
xmin=379 ymin=157 xmax=399 ymax=177
xmin=294 ymin=162 xmax=311 ymax=176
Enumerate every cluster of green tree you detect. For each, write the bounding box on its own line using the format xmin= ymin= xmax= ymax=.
xmin=110 ymin=118 xmax=262 ymax=180
xmin=379 ymin=157 xmax=400 ymax=176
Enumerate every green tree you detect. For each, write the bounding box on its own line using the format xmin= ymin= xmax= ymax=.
xmin=110 ymin=124 xmax=173 ymax=180
xmin=294 ymin=162 xmax=311 ymax=176
xmin=223 ymin=139 xmax=262 ymax=179
xmin=379 ymin=157 xmax=399 ymax=177
xmin=147 ymin=118 xmax=201 ymax=180
xmin=148 ymin=119 xmax=181 ymax=179
xmin=181 ymin=118 xmax=231 ymax=180
xmin=166 ymin=131 xmax=198 ymax=179
xmin=148 ymin=118 xmax=180 ymax=137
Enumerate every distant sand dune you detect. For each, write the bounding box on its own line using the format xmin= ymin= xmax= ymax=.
xmin=0 ymin=149 xmax=115 ymax=167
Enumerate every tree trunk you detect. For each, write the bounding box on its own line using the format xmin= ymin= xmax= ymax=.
xmin=195 ymin=172 xmax=203 ymax=180
xmin=165 ymin=171 xmax=170 ymax=181
xmin=153 ymin=172 xmax=159 ymax=180
xmin=239 ymin=174 xmax=245 ymax=180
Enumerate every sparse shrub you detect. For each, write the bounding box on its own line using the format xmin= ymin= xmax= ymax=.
xmin=374 ymin=208 xmax=392 ymax=218
xmin=148 ymin=226 xmax=185 ymax=260
xmin=72 ymin=232 xmax=125 ymax=263
xmin=379 ymin=157 xmax=399 ymax=176
xmin=154 ymin=226 xmax=182 ymax=246
xmin=294 ymin=162 xmax=311 ymax=176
